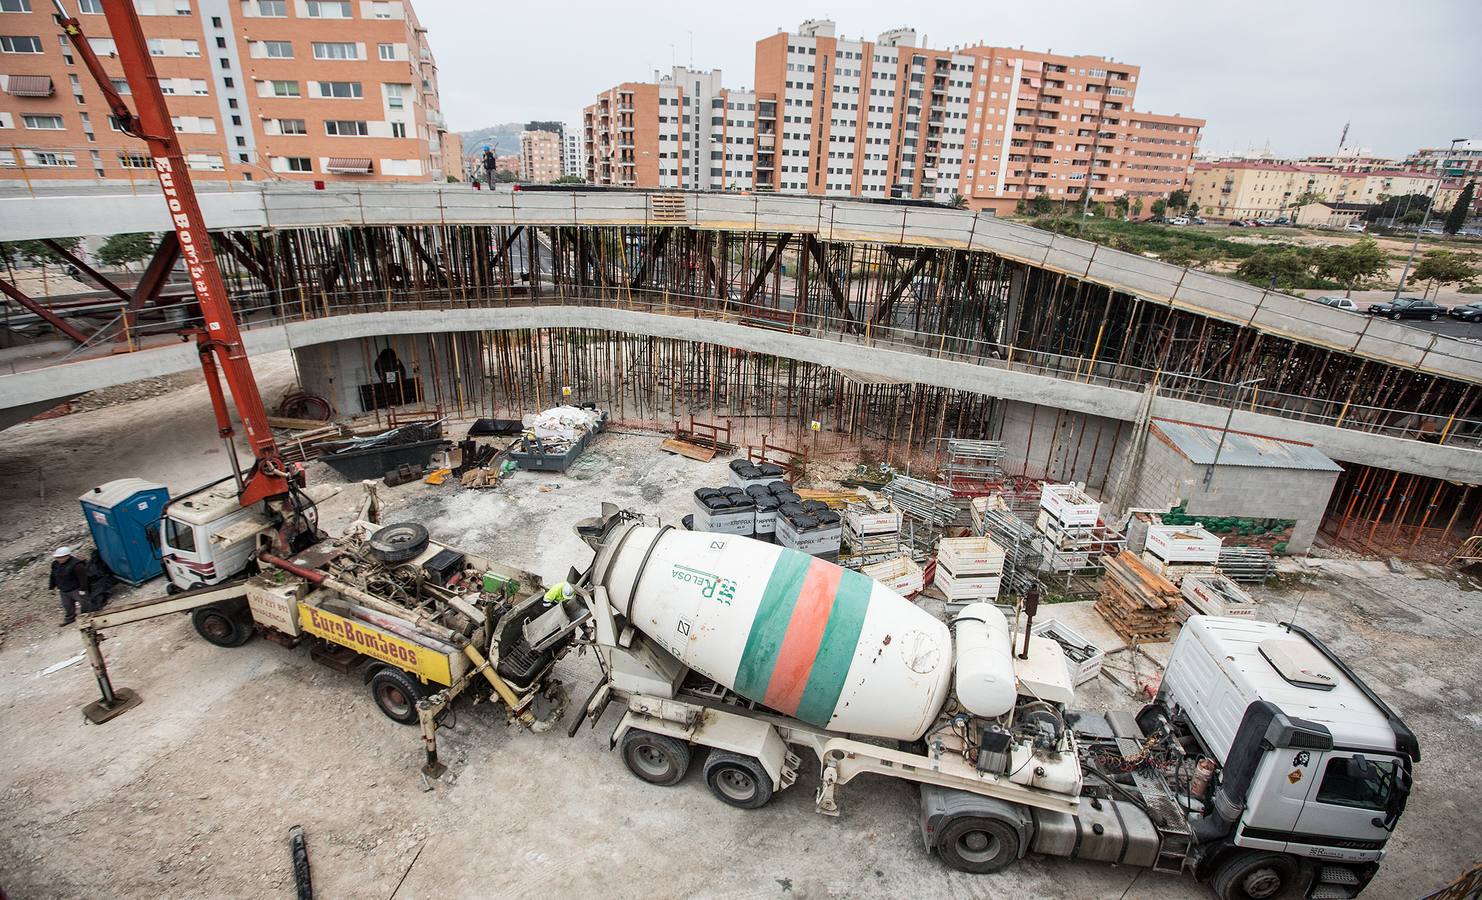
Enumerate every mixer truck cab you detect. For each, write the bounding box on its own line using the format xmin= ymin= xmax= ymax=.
xmin=569 ymin=508 xmax=1416 ymax=900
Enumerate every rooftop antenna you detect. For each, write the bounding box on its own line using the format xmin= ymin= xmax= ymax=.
xmin=1338 ymin=120 xmax=1350 ymax=152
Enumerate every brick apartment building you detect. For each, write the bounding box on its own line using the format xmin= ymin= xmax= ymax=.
xmin=583 ymin=19 xmax=1203 ymax=213
xmin=0 ymin=0 xmax=456 ymax=183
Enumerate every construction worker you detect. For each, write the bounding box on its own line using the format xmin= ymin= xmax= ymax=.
xmin=542 ymin=581 xmax=576 ymax=607
xmin=48 ymin=547 xmax=89 ymax=626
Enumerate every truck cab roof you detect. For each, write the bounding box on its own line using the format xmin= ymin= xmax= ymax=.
xmin=1173 ymin=617 xmax=1414 ymax=760
xmin=166 ymin=479 xmax=260 ymax=527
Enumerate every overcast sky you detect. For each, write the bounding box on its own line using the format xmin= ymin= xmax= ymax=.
xmin=417 ymin=0 xmax=1479 ymax=160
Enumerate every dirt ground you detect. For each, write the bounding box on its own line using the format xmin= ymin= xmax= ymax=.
xmin=1 ymin=357 xmax=1479 ymax=899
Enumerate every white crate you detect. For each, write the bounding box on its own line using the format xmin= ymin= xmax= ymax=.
xmin=1031 ymin=618 xmax=1105 ymax=685
xmin=861 ymin=555 xmax=924 ymax=596
xmin=1180 ymin=573 xmax=1258 ymax=617
xmin=932 ymin=565 xmax=1001 ymax=602
xmin=845 ymin=505 xmax=902 ymax=536
xmin=936 ymin=536 xmax=1005 ymax=575
xmin=1039 ymin=483 xmax=1100 ymax=528
xmin=1146 ymin=524 xmax=1222 ymax=563
xmin=1140 ymin=551 xmax=1218 ymax=585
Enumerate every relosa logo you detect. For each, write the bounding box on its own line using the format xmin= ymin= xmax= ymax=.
xmin=671 ymin=564 xmax=738 ymax=606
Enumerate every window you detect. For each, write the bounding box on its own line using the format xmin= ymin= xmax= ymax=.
xmin=390 ymin=121 xmax=405 ymax=138
xmin=270 ymin=79 xmax=299 ymax=97
xmin=384 ymin=83 xmax=404 ymax=109
xmin=262 ymin=40 xmax=292 ymax=58
xmin=377 ymin=43 xmax=395 ymax=60
xmin=318 ymin=80 xmax=361 ymax=99
xmin=215 ymin=37 xmax=226 ymax=49
xmin=0 ymin=34 xmax=42 ymax=53
xmin=324 ymin=119 xmax=367 ymax=136
xmin=118 ymin=152 xmax=152 ymax=169
xmin=1316 ymin=757 xmax=1399 ymax=812
xmin=312 ymin=41 xmax=358 ymax=60
xmin=0 ymin=0 xmax=33 ymax=12
xmin=256 ymin=0 xmax=286 ymax=15
xmin=370 ymin=0 xmax=391 ymax=17
xmin=22 ymin=113 xmax=63 ymax=129
xmin=78 ymin=0 xmax=101 ymax=10
xmin=305 ymin=0 xmax=351 ymax=17
xmin=164 ymin=518 xmax=196 ymax=552
xmin=147 ymin=38 xmax=165 ymax=56
xmin=192 ymin=79 xmax=208 ymax=95
xmin=182 ymin=39 xmax=199 ymax=56
xmin=284 ymin=156 xmax=311 ymax=172
xmin=278 ymin=118 xmax=305 ymax=134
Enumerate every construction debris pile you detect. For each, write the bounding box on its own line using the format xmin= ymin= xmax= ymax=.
xmin=511 ymin=405 xmax=606 ymax=473
xmin=1095 ymin=550 xmax=1183 ymax=643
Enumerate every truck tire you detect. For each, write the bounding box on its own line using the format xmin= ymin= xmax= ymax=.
xmin=368 ymin=523 xmax=429 ymax=563
xmin=192 ymin=600 xmax=253 ymax=648
xmin=703 ymin=752 xmax=773 ymax=810
xmin=620 ymin=730 xmax=691 ymax=786
xmin=936 ymin=816 xmax=1020 ymax=874
xmin=368 ymin=667 xmax=424 ymax=726
xmin=1211 ymin=851 xmax=1302 ymax=900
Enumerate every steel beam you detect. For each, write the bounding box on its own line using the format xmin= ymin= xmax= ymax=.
xmin=40 ymin=239 xmax=131 ymax=303
xmin=0 ymin=277 xmax=92 ymax=344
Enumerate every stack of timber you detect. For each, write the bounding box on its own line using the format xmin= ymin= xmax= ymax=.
xmin=271 ymin=418 xmax=353 ymax=463
xmin=1095 ymin=550 xmax=1183 ymax=643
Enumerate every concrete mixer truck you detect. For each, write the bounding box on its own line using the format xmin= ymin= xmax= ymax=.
xmin=566 ymin=507 xmax=1417 ymax=900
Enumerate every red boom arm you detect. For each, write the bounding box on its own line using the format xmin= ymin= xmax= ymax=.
xmin=55 ymin=0 xmax=291 ymax=507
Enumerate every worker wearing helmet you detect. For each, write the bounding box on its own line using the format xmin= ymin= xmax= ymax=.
xmin=542 ymin=581 xmax=576 ymax=607
xmin=48 ymin=546 xmax=89 ymax=627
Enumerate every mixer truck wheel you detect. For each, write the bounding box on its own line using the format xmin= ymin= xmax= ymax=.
xmin=1211 ymin=851 xmax=1300 ymax=900
xmin=703 ymin=752 xmax=773 ymax=810
xmin=936 ymin=817 xmax=1019 ymax=874
xmin=620 ymin=730 xmax=691 ymax=786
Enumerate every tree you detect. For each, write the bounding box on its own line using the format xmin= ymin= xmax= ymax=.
xmin=551 ymin=175 xmax=586 ymax=185
xmin=946 ymin=192 xmax=967 ymax=209
xmin=1168 ymin=189 xmax=1189 ymax=210
xmin=493 ymin=169 xmax=516 ymax=183
xmin=1363 ymin=192 xmax=1431 ymax=223
xmin=1150 ymin=199 xmax=1168 ymax=216
xmin=1445 ymin=181 xmax=1475 ymax=235
xmin=1 ymin=238 xmax=82 ymax=293
xmin=1027 ymin=196 xmax=1055 ymax=215
xmin=1162 ymin=242 xmax=1221 ymax=269
xmin=1091 ymin=201 xmax=1108 ymax=218
xmin=1131 ymin=197 xmax=1144 ymax=219
xmin=1188 ymin=203 xmax=1201 ymax=218
xmin=1315 ymin=237 xmax=1389 ymax=297
xmin=96 ymin=233 xmax=156 ymax=271
xmin=1399 ymin=209 xmax=1426 ymax=226
xmin=1235 ymin=246 xmax=1314 ymax=289
xmin=1413 ymin=250 xmax=1478 ymax=297
xmin=1113 ymin=196 xmax=1130 ymax=219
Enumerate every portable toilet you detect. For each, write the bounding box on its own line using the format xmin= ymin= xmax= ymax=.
xmin=79 ymin=478 xmax=170 ymax=585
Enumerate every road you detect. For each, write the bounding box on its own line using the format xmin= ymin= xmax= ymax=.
xmin=1295 ymin=289 xmax=1482 ymax=340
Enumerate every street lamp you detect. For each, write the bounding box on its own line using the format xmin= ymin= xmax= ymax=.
xmin=1393 ymin=136 xmax=1467 ymax=299
xmin=1203 ymin=377 xmax=1266 ymax=488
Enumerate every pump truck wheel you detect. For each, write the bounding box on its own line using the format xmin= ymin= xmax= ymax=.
xmin=936 ymin=816 xmax=1020 ymax=874
xmin=620 ymin=730 xmax=691 ymax=786
xmin=369 ymin=667 xmax=425 ymax=725
xmin=192 ymin=599 xmax=254 ymax=648
xmin=703 ymin=752 xmax=773 ymax=809
xmin=1211 ymin=851 xmax=1302 ymax=900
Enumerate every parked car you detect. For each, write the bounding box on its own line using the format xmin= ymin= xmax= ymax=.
xmin=1420 ymin=226 xmax=1443 ymax=235
xmin=1168 ymin=216 xmax=1190 ymax=226
xmin=1366 ymin=297 xmax=1446 ymax=320
xmin=1146 ymin=215 xmax=1169 ymax=224
xmin=1315 ymin=296 xmax=1359 ymax=312
xmin=1344 ymin=222 xmax=1367 ymax=232
xmin=1189 ymin=216 xmax=1207 ymax=225
xmin=1226 ymin=219 xmax=1248 ymax=227
xmin=1449 ymin=302 xmax=1482 ymax=322
xmin=1272 ymin=217 xmax=1291 ymax=226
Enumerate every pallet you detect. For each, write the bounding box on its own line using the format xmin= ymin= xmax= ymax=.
xmin=1096 ymin=550 xmax=1183 ymax=643
xmin=660 ymin=437 xmax=717 ymax=462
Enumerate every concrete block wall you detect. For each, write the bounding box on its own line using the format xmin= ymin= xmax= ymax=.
xmin=1129 ymin=436 xmax=1340 ymax=554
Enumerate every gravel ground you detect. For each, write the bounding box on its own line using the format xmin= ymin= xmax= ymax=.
xmin=1 ymin=365 xmax=1478 ymax=900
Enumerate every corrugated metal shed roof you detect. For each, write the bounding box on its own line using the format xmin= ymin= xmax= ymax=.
xmin=1151 ymin=419 xmax=1342 ymax=472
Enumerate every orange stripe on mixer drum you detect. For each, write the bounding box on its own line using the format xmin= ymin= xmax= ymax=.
xmin=763 ymin=558 xmax=841 ymax=714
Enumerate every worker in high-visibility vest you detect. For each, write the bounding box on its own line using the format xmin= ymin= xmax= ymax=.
xmin=543 ymin=581 xmax=576 ymax=606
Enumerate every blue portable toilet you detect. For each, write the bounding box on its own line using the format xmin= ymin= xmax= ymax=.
xmin=79 ymin=478 xmax=170 ymax=585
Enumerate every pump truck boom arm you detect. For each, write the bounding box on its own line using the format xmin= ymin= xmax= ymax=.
xmin=53 ymin=0 xmax=290 ymax=507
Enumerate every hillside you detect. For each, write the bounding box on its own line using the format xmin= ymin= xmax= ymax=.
xmin=459 ymin=123 xmax=523 ymax=156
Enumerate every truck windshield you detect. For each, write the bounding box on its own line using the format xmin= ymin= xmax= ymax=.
xmin=1315 ymin=756 xmax=1397 ymax=811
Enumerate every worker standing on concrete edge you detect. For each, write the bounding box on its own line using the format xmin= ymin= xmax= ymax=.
xmin=48 ymin=547 xmax=89 ymax=626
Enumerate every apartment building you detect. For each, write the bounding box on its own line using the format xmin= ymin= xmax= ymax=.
xmin=584 ymin=66 xmax=757 ymax=191
xmin=1405 ymin=140 xmax=1482 ymax=182
xmin=519 ymin=124 xmax=561 ymax=182
xmin=561 ymin=129 xmax=581 ymax=179
xmin=581 ymin=20 xmax=1201 ymax=212
xmin=0 ymin=0 xmax=455 ymax=183
xmin=755 ymin=23 xmax=1204 ymax=212
xmin=1187 ymin=160 xmax=1439 ymax=221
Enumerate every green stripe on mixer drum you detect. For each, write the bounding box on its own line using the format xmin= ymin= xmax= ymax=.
xmin=793 ymin=569 xmax=873 ymax=727
xmin=733 ymin=549 xmax=813 ymax=699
